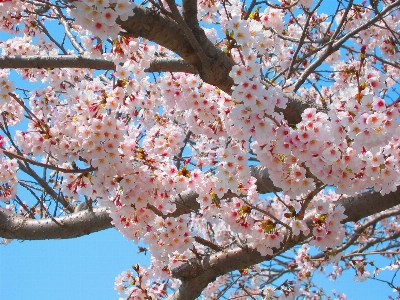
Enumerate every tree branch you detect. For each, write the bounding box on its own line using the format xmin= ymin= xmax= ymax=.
xmin=0 ymin=207 xmax=112 ymax=240
xmin=0 ymin=55 xmax=197 ymax=74
xmin=1 ymin=4 xmax=325 ymax=128
xmin=311 ymin=209 xmax=400 ymax=259
xmin=182 ymin=0 xmax=199 ymax=29
xmin=117 ymin=5 xmax=234 ymax=92
xmin=146 ymin=57 xmax=198 ymax=73
xmin=165 ymin=0 xmax=210 ymax=68
xmin=287 ymin=0 xmax=323 ymax=78
xmin=17 ymin=162 xmax=75 ymax=213
xmin=4 ymin=150 xmax=96 ymax=174
xmin=53 ymin=5 xmax=85 ymax=53
xmin=0 ymin=55 xmax=113 ymax=70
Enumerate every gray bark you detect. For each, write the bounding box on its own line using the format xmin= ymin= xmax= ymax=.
xmin=0 ymin=207 xmax=111 ymax=240
xmin=0 ymin=55 xmax=196 ymax=74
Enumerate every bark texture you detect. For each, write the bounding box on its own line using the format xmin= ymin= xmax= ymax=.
xmin=0 ymin=55 xmax=196 ymax=74
xmin=0 ymin=207 xmax=111 ymax=240
xmin=118 ymin=6 xmax=235 ymax=92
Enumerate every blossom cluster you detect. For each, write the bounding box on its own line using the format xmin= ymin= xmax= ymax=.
xmin=219 ymin=0 xmax=400 ymax=198
xmin=0 ymin=35 xmax=49 ymax=57
xmin=0 ymin=69 xmax=14 ymax=106
xmin=0 ymin=0 xmax=29 ymax=33
xmin=0 ymin=156 xmax=18 ymax=202
xmin=157 ymin=73 xmax=232 ymax=139
xmin=111 ymin=37 xmax=156 ymax=79
xmin=309 ymin=201 xmax=347 ymax=251
xmin=114 ymin=265 xmax=167 ymax=299
xmin=143 ymin=216 xmax=194 ymax=261
xmin=0 ymin=34 xmax=69 ymax=88
xmin=69 ymin=0 xmax=136 ymax=40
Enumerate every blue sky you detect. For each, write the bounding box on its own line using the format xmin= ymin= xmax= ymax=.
xmin=0 ymin=228 xmax=149 ymax=300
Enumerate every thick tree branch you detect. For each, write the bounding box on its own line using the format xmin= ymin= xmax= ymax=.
xmin=33 ymin=2 xmax=234 ymax=89
xmin=0 ymin=55 xmax=197 ymax=74
xmin=250 ymin=166 xmax=282 ymax=193
xmin=0 ymin=207 xmax=112 ymax=240
xmin=117 ymin=5 xmax=234 ymax=92
xmin=0 ymin=168 xmax=279 ymax=241
xmin=279 ymin=91 xmax=328 ymax=125
xmin=0 ymin=55 xmax=114 ymax=70
xmin=3 ymin=170 xmax=399 ymax=248
xmin=165 ymin=0 xmax=211 ymax=68
xmin=146 ymin=57 xmax=198 ymax=73
xmin=182 ymin=0 xmax=199 ymax=29
xmin=341 ymin=188 xmax=400 ymax=223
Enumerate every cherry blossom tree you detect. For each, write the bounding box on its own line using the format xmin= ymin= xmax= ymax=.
xmin=0 ymin=0 xmax=399 ymax=298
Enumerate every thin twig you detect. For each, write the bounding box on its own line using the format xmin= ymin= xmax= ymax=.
xmin=4 ymin=150 xmax=97 ymax=174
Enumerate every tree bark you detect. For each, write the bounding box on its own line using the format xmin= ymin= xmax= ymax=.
xmin=0 ymin=55 xmax=196 ymax=74
xmin=0 ymin=207 xmax=111 ymax=240
xmin=118 ymin=5 xmax=235 ymax=92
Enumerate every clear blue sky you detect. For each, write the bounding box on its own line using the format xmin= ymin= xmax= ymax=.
xmin=0 ymin=229 xmax=149 ymax=300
